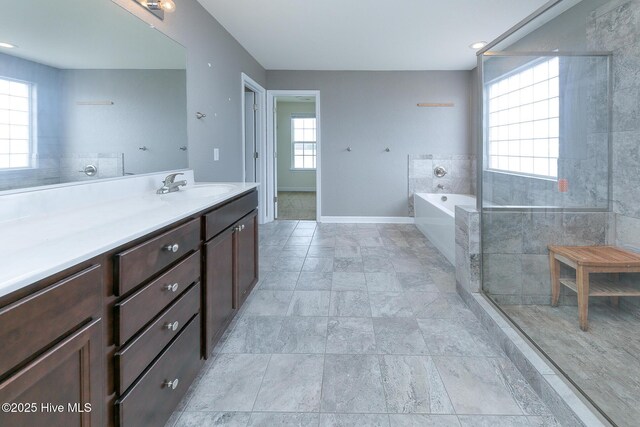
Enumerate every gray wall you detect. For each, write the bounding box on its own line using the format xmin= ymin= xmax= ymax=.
xmin=267 ymin=71 xmax=472 ymax=217
xmin=60 ymin=69 xmax=187 ymax=174
xmin=0 ymin=53 xmax=61 ymax=190
xmin=112 ymin=0 xmax=266 ymax=182
xmin=276 ymin=101 xmax=316 ymax=191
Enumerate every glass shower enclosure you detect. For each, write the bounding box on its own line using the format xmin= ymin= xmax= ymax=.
xmin=475 ymin=9 xmax=640 ymax=424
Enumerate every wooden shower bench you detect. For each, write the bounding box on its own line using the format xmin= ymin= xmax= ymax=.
xmin=548 ymin=245 xmax=640 ymax=331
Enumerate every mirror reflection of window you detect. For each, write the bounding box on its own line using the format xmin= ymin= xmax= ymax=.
xmin=0 ymin=77 xmax=33 ymax=169
xmin=291 ymin=116 xmax=316 ymax=170
xmin=486 ymin=57 xmax=559 ymax=179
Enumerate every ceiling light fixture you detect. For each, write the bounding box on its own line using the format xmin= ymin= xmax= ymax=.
xmin=147 ymin=0 xmax=176 ymax=13
xmin=469 ymin=41 xmax=487 ymax=50
xmin=0 ymin=42 xmax=17 ymax=49
xmin=133 ymin=0 xmax=175 ymax=20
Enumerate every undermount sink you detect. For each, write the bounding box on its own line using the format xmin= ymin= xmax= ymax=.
xmin=160 ymin=183 xmax=237 ymax=200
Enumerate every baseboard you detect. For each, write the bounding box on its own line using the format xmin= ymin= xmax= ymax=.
xmin=318 ymin=216 xmax=415 ymax=224
xmin=277 ymin=187 xmax=316 ymax=192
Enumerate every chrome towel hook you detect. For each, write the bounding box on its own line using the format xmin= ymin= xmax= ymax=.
xmin=196 ymin=112 xmax=206 ymax=119
xmin=346 ymin=146 xmax=352 ymax=152
xmin=385 ymin=147 xmax=390 ymax=152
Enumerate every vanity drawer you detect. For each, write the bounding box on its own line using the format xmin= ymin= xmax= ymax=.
xmin=115 ymin=218 xmax=200 ymax=296
xmin=0 ymin=265 xmax=101 ymax=375
xmin=115 ymin=251 xmax=200 ymax=346
xmin=205 ymin=190 xmax=258 ymax=241
xmin=116 ymin=314 xmax=202 ymax=427
xmin=115 ymin=283 xmax=200 ymax=394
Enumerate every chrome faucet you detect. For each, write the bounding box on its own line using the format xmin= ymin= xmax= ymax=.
xmin=157 ymin=173 xmax=187 ymax=194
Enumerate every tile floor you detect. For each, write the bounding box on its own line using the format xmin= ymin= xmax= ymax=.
xmin=166 ymin=221 xmax=561 ymax=427
xmin=277 ymin=192 xmax=316 ymax=220
xmin=504 ymin=303 xmax=640 ymax=427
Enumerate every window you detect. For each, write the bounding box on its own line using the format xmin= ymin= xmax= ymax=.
xmin=291 ymin=115 xmax=316 ymax=170
xmin=487 ymin=57 xmax=559 ymax=178
xmin=0 ymin=77 xmax=33 ymax=169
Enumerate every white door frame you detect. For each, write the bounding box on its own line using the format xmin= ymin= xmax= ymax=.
xmin=241 ymin=73 xmax=267 ymax=224
xmin=266 ymin=90 xmax=321 ymax=222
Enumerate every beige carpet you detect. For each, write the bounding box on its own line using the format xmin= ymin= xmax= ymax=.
xmin=277 ymin=191 xmax=316 ymax=220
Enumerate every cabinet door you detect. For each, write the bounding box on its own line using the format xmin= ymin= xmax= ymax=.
xmin=0 ymin=319 xmax=103 ymax=427
xmin=204 ymin=227 xmax=235 ymax=356
xmin=235 ymin=210 xmax=259 ymax=307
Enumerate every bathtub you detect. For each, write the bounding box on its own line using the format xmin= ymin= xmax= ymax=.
xmin=414 ymin=193 xmax=476 ymax=265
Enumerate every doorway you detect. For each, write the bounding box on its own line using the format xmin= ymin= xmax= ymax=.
xmin=241 ymin=73 xmax=267 ymax=223
xmin=266 ymin=90 xmax=321 ymax=221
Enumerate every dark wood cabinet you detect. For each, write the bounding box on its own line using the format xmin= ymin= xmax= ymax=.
xmin=114 ymin=218 xmax=200 ymax=296
xmin=1 ymin=188 xmax=259 ymax=427
xmin=203 ymin=192 xmax=259 ymax=357
xmin=115 ymin=315 xmax=202 ymax=427
xmin=112 ymin=221 xmax=203 ymax=427
xmin=114 ymin=251 xmax=200 ymax=346
xmin=0 ymin=267 xmax=104 ymax=427
xmin=115 ymin=284 xmax=200 ymax=394
xmin=0 ymin=319 xmax=103 ymax=427
xmin=204 ymin=228 xmax=235 ymax=355
xmin=236 ymin=210 xmax=259 ymax=307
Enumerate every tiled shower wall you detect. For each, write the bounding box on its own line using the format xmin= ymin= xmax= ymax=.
xmin=482 ymin=0 xmax=640 ymax=306
xmin=588 ymin=0 xmax=640 ymax=313
xmin=482 ymin=55 xmax=609 ymax=209
xmin=408 ymin=154 xmax=476 ymax=216
xmin=455 ymin=205 xmax=480 ymax=293
xmin=0 ymin=154 xmax=60 ymax=191
xmin=483 ymin=210 xmax=610 ymax=305
xmin=59 ymin=153 xmax=124 ymax=183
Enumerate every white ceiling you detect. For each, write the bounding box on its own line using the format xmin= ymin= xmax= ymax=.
xmin=196 ymin=0 xmax=550 ymax=70
xmin=0 ymin=0 xmax=185 ymax=69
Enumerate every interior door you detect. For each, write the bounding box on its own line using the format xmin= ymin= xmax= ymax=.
xmin=244 ymin=90 xmax=257 ymax=182
xmin=273 ymin=98 xmax=278 ymax=218
xmin=244 ymin=90 xmax=256 ymax=182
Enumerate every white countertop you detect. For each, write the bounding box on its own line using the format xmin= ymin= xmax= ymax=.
xmin=0 ymin=172 xmax=258 ymax=298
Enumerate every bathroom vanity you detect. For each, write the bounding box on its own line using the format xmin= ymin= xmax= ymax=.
xmin=0 ymin=172 xmax=259 ymax=427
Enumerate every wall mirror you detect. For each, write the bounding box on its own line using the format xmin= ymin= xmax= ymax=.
xmin=0 ymin=0 xmax=187 ymax=192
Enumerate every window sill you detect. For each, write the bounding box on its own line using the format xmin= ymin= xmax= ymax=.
xmin=485 ymin=168 xmax=557 ymax=182
xmin=290 ymin=168 xmax=316 ymax=172
xmin=0 ymin=166 xmax=38 ymax=172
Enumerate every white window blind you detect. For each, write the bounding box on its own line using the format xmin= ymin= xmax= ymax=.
xmin=0 ymin=77 xmax=32 ymax=169
xmin=487 ymin=57 xmax=559 ymax=178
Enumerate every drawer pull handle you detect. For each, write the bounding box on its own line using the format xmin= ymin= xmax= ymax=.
xmin=234 ymin=224 xmax=246 ymax=232
xmin=164 ymin=321 xmax=179 ymax=331
xmin=163 ymin=243 xmax=180 ymax=253
xmin=163 ymin=378 xmax=180 ymax=390
xmin=241 ymin=224 xmax=245 ymax=231
xmin=164 ymin=283 xmax=179 ymax=292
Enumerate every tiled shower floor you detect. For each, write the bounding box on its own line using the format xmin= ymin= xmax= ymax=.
xmin=166 ymin=221 xmax=560 ymax=427
xmin=503 ymin=303 xmax=640 ymax=427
